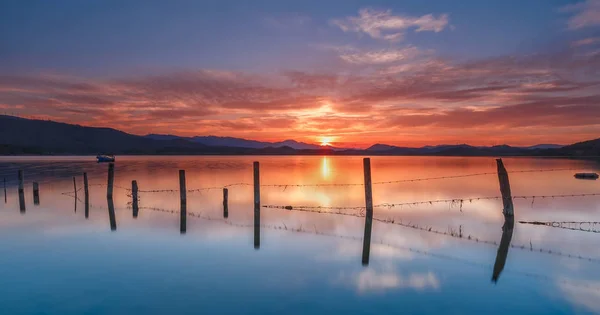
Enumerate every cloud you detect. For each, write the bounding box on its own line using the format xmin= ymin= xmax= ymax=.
xmin=337 ymin=268 xmax=440 ymax=293
xmin=332 ymin=8 xmax=449 ymax=42
xmin=1 ymin=48 xmax=599 ymax=147
xmin=339 ymin=46 xmax=426 ymax=64
xmin=572 ymin=37 xmax=600 ymax=47
xmin=562 ymin=0 xmax=600 ymax=29
xmin=558 ymin=278 xmax=600 ymax=313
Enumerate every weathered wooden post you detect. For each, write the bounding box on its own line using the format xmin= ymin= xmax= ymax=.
xmin=132 ymin=180 xmax=139 ymax=218
xmin=253 ymin=161 xmax=260 ymax=249
xmin=179 ymin=170 xmax=187 ymax=234
xmin=496 ymin=159 xmax=514 ymax=217
xmin=84 ymin=173 xmax=89 ymax=219
xmin=73 ymin=176 xmax=78 ymax=212
xmin=33 ymin=182 xmax=40 ymax=205
xmin=3 ymin=177 xmax=6 ymax=203
xmin=362 ymin=158 xmax=374 ymax=266
xmin=492 ymin=217 xmax=515 ymax=283
xmin=223 ymin=188 xmax=229 ymax=218
xmin=107 ymin=197 xmax=117 ymax=231
xmin=107 ymin=163 xmax=115 ymax=199
xmin=73 ymin=176 xmax=77 ymax=198
xmin=18 ymin=170 xmax=25 ymax=212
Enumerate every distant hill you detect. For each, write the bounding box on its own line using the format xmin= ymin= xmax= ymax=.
xmin=0 ymin=115 xmax=210 ymax=154
xmin=0 ymin=115 xmax=596 ymax=157
xmin=146 ymin=134 xmax=342 ymax=150
xmin=548 ymin=138 xmax=600 ymax=156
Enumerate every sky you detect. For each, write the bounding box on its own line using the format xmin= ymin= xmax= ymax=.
xmin=0 ymin=0 xmax=599 ymax=148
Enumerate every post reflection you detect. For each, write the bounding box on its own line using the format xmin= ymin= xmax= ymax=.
xmin=492 ymin=217 xmax=515 ymax=283
xmin=107 ymin=198 xmax=117 ymax=231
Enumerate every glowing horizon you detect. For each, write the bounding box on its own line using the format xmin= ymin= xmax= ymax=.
xmin=1 ymin=1 xmax=600 ymax=148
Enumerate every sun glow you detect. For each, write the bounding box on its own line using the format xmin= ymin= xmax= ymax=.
xmin=319 ymin=136 xmax=334 ymax=146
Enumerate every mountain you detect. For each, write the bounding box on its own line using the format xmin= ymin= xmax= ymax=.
xmin=523 ymin=144 xmax=563 ymax=150
xmin=146 ymin=134 xmax=339 ymax=150
xmin=0 ymin=115 xmax=210 ymax=154
xmin=549 ymin=138 xmax=600 ymax=156
xmin=0 ymin=115 xmax=597 ymax=157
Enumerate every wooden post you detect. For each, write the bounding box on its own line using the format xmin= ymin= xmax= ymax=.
xmin=18 ymin=170 xmax=24 ymax=193
xmin=132 ymin=180 xmax=139 ymax=218
xmin=179 ymin=170 xmax=186 ymax=234
xmin=223 ymin=188 xmax=229 ymax=218
xmin=84 ymin=173 xmax=89 ymax=219
xmin=33 ymin=182 xmax=40 ymax=205
xmin=107 ymin=163 xmax=114 ymax=199
xmin=362 ymin=158 xmax=374 ymax=266
xmin=107 ymin=197 xmax=117 ymax=231
xmin=4 ymin=178 xmax=7 ymax=203
xmin=73 ymin=176 xmax=77 ymax=198
xmin=18 ymin=170 xmax=25 ymax=213
xmin=253 ymin=161 xmax=260 ymax=249
xmin=496 ymin=159 xmax=514 ymax=217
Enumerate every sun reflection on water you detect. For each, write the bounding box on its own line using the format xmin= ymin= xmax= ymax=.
xmin=321 ymin=156 xmax=331 ymax=179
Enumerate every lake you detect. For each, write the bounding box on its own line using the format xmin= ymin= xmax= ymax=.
xmin=1 ymin=156 xmax=599 ymax=314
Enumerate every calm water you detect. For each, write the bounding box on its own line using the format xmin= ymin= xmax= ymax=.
xmin=1 ymin=156 xmax=599 ymax=314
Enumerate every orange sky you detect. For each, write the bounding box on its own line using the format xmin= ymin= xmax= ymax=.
xmin=4 ymin=60 xmax=599 ymax=149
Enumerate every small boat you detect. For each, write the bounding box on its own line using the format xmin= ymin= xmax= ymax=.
xmin=96 ymin=155 xmax=115 ymax=163
xmin=574 ymin=173 xmax=599 ymax=180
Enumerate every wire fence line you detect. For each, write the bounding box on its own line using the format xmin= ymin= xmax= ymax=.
xmin=261 ymin=192 xmax=600 ymax=213
xmin=258 ymin=204 xmax=600 ymax=264
xmin=6 ymin=166 xmax=587 ymax=193
xmin=46 ymin=193 xmax=600 ymax=292
xmin=519 ymin=221 xmax=600 ymax=234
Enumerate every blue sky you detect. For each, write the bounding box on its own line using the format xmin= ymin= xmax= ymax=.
xmin=0 ymin=0 xmax=599 ymax=146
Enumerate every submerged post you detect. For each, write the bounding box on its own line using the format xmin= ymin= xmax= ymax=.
xmin=18 ymin=170 xmax=25 ymax=212
xmin=107 ymin=163 xmax=115 ymax=199
xmin=132 ymin=180 xmax=139 ymax=218
xmin=33 ymin=182 xmax=40 ymax=205
xmin=362 ymin=158 xmax=374 ymax=266
xmin=84 ymin=173 xmax=89 ymax=219
xmin=253 ymin=161 xmax=260 ymax=249
xmin=179 ymin=170 xmax=187 ymax=234
xmin=223 ymin=188 xmax=229 ymax=218
xmin=496 ymin=159 xmax=514 ymax=217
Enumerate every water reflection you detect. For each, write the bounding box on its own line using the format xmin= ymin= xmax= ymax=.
xmin=1 ymin=156 xmax=600 ymax=314
xmin=107 ymin=197 xmax=117 ymax=231
xmin=492 ymin=217 xmax=514 ymax=283
xmin=321 ymin=156 xmax=331 ymax=179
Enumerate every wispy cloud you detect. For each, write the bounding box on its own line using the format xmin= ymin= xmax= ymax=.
xmin=339 ymin=46 xmax=426 ymax=64
xmin=572 ymin=37 xmax=600 ymax=47
xmin=331 ymin=8 xmax=449 ymax=42
xmin=561 ymin=0 xmax=600 ymax=29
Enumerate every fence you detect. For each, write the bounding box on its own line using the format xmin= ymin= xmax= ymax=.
xmin=2 ymin=158 xmax=599 ymax=282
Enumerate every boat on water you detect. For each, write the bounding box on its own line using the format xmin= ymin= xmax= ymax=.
xmin=96 ymin=155 xmax=115 ymax=163
xmin=574 ymin=173 xmax=599 ymax=180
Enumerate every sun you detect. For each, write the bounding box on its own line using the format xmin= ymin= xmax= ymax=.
xmin=319 ymin=136 xmax=334 ymax=147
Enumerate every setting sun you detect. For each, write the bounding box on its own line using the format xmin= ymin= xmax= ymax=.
xmin=319 ymin=136 xmax=334 ymax=146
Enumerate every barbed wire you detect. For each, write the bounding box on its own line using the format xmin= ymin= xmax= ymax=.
xmin=27 ymin=167 xmax=584 ymax=193
xmin=263 ymin=192 xmax=600 ymax=213
xmin=519 ymin=221 xmax=600 ymax=234
xmin=40 ymin=197 xmax=600 ymax=292
xmin=261 ymin=205 xmax=600 ymax=263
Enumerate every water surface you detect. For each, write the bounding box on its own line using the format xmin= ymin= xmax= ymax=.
xmin=1 ymin=156 xmax=599 ymax=314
